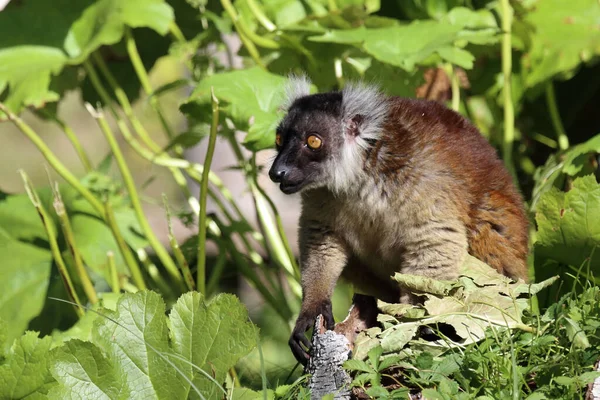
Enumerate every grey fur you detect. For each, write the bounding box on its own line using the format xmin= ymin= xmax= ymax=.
xmin=328 ymin=83 xmax=389 ymax=194
xmin=282 ymin=74 xmax=312 ymax=110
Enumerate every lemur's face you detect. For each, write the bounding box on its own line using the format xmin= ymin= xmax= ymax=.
xmin=269 ymin=93 xmax=344 ymax=194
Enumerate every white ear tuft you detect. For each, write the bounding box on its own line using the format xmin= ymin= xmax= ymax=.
xmin=281 ymin=73 xmax=312 ymax=110
xmin=341 ymin=82 xmax=388 ymax=143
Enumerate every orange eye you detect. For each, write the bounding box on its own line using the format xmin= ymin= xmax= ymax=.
xmin=275 ymin=133 xmax=282 ymax=147
xmin=307 ymin=135 xmax=322 ymax=150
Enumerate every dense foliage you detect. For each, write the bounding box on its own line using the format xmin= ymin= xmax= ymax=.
xmin=1 ymin=0 xmax=599 ymax=398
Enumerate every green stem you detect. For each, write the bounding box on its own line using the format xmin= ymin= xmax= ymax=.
xmin=169 ymin=21 xmax=186 ymax=43
xmin=246 ymin=0 xmax=276 ymax=31
xmin=206 ymin=245 xmax=228 ymax=296
xmin=220 ymin=0 xmax=267 ymax=68
xmin=0 ymin=103 xmax=103 ymax=213
xmin=197 ymin=89 xmax=219 ymax=295
xmin=88 ymin=104 xmax=185 ymax=292
xmin=449 ymin=65 xmax=460 ymax=112
xmin=105 ymin=197 xmax=148 ymax=290
xmin=500 ymin=0 xmax=516 ymax=178
xmin=86 ymin=56 xmax=205 ymax=220
xmin=52 ymin=185 xmax=99 ymax=304
xmin=125 ymin=28 xmax=175 ymax=140
xmin=107 ymin=251 xmax=120 ymax=294
xmin=39 ymin=110 xmax=93 ymax=172
xmin=164 ymin=195 xmax=195 ymax=291
xmin=20 ymin=171 xmax=84 ymax=317
xmin=545 ymin=82 xmax=570 ymax=151
xmin=0 ymin=102 xmax=143 ymax=290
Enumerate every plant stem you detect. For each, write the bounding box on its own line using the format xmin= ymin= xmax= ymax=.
xmin=0 ymin=103 xmax=103 ymax=213
xmin=206 ymin=246 xmax=228 ymax=295
xmin=104 ymin=195 xmax=148 ymax=290
xmin=52 ymin=184 xmax=99 ymax=304
xmin=220 ymin=0 xmax=267 ymax=68
xmin=197 ymin=89 xmax=219 ymax=295
xmin=107 ymin=251 xmax=120 ymax=294
xmin=545 ymin=82 xmax=570 ymax=151
xmin=500 ymin=0 xmax=516 ymax=178
xmin=450 ymin=66 xmax=460 ymax=112
xmin=246 ymin=0 xmax=276 ymax=31
xmin=164 ymin=195 xmax=195 ymax=291
xmin=0 ymin=102 xmax=143 ymax=290
xmin=20 ymin=171 xmax=84 ymax=317
xmin=87 ymin=104 xmax=185 ymax=292
xmin=125 ymin=28 xmax=175 ymax=140
xmin=39 ymin=110 xmax=93 ymax=172
xmin=169 ymin=21 xmax=186 ymax=43
xmin=86 ymin=56 xmax=204 ymax=225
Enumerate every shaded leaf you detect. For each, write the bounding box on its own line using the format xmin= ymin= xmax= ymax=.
xmin=535 ymin=175 xmax=600 ymax=271
xmin=0 ymin=331 xmax=53 ymax=399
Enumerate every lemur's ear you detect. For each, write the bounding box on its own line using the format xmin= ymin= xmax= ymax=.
xmin=341 ymin=82 xmax=388 ymax=142
xmin=345 ymin=115 xmax=364 ymax=137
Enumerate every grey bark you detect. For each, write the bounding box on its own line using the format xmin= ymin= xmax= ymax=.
xmin=306 ymin=315 xmax=352 ymax=400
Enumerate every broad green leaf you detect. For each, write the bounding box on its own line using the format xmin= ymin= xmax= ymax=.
xmin=0 ymin=189 xmax=51 ymax=243
xmin=522 ymin=0 xmax=600 ymax=87
xmin=535 ymin=175 xmax=600 ymax=270
xmin=92 ymin=291 xmax=189 ymax=400
xmin=531 ymin=133 xmax=600 ymax=211
xmin=182 ymin=67 xmax=303 ymax=151
xmin=0 ymin=0 xmax=174 ymax=115
xmin=0 ymin=235 xmax=51 ymax=346
xmin=47 ymin=340 xmax=128 ymax=400
xmin=46 ymin=291 xmax=258 ymax=399
xmin=562 ymin=316 xmax=590 ymax=349
xmin=169 ymin=292 xmax=258 ymax=399
xmin=309 ymin=8 xmax=498 ymax=71
xmin=0 ymin=331 xmax=53 ymax=399
xmin=50 ymin=293 xmax=120 ymax=346
xmin=231 ymin=387 xmax=275 ymax=400
xmin=343 ymin=359 xmax=372 ymax=373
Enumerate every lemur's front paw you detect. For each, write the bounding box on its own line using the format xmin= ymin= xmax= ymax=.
xmin=289 ymin=300 xmax=334 ymax=365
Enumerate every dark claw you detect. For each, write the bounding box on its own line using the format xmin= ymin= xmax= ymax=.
xmin=289 ymin=300 xmax=334 ymax=365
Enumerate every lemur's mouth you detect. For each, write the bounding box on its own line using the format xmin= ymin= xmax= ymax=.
xmin=279 ymin=182 xmax=303 ymax=194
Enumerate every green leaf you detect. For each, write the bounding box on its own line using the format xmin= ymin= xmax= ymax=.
xmin=0 ymin=0 xmax=174 ymax=114
xmin=309 ymin=8 xmax=498 ymax=71
xmin=47 ymin=291 xmax=257 ymax=399
xmin=169 ymin=292 xmax=258 ymax=399
xmin=344 ymin=359 xmax=373 ymax=373
xmin=531 ymin=133 xmax=600 ymax=211
xmin=0 ymin=331 xmax=53 ymax=399
xmin=47 ymin=339 xmax=128 ymax=400
xmin=92 ymin=291 xmax=189 ymax=400
xmin=522 ymin=0 xmax=600 ymax=87
xmin=577 ymin=371 xmax=600 ymax=385
xmin=182 ymin=67 xmax=300 ymax=152
xmin=365 ymin=385 xmax=389 ymax=398
xmin=562 ymin=316 xmax=590 ymax=349
xmin=416 ymin=352 xmax=434 ymax=369
xmin=367 ymin=345 xmax=383 ymax=369
xmin=535 ymin=175 xmax=600 ymax=271
xmin=0 ymin=235 xmax=51 ymax=346
xmin=553 ymin=376 xmax=574 ymax=386
xmin=0 ymin=189 xmax=51 ymax=243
